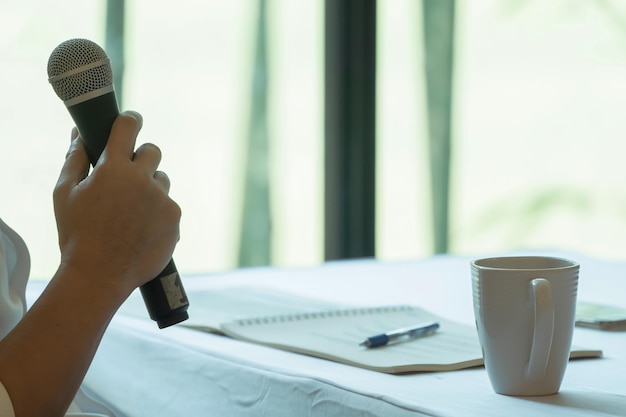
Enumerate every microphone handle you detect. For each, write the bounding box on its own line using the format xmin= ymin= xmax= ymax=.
xmin=68 ymin=92 xmax=119 ymax=166
xmin=139 ymin=259 xmax=189 ymax=329
xmin=68 ymin=92 xmax=189 ymax=328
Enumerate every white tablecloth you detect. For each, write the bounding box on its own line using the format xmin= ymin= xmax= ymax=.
xmin=28 ymin=251 xmax=626 ymax=416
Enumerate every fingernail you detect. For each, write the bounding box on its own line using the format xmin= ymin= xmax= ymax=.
xmin=124 ymin=110 xmax=144 ymax=128
xmin=71 ymin=127 xmax=79 ymax=140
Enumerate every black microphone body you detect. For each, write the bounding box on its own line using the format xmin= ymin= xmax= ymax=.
xmin=48 ymin=38 xmax=189 ymax=329
xmin=66 ymin=91 xmax=119 ymax=165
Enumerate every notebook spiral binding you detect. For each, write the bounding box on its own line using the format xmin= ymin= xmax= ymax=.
xmin=235 ymin=305 xmax=415 ymax=326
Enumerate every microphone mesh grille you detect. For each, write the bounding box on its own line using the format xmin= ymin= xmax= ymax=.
xmin=47 ymin=38 xmax=113 ymax=102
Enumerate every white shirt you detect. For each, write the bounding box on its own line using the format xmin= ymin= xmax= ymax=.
xmin=0 ymin=218 xmax=115 ymax=417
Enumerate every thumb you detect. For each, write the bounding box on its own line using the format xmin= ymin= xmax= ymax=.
xmin=55 ymin=128 xmax=90 ymax=193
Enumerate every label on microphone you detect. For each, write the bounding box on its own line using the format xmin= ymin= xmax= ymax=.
xmin=161 ymin=272 xmax=188 ymax=309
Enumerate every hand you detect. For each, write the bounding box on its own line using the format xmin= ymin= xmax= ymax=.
xmin=53 ymin=111 xmax=181 ymax=297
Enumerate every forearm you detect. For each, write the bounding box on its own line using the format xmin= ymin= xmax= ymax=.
xmin=0 ymin=264 xmax=129 ymax=417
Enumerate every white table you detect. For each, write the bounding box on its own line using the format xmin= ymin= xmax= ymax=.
xmin=32 ymin=251 xmax=626 ymax=416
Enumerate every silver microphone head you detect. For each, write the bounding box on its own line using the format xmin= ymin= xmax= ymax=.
xmin=47 ymin=38 xmax=114 ymax=106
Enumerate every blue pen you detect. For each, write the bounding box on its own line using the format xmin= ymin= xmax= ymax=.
xmin=359 ymin=321 xmax=440 ymax=348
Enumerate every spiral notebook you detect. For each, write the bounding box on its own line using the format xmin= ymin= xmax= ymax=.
xmin=219 ymin=304 xmax=487 ymax=373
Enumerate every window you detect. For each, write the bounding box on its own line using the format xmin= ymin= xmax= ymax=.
xmin=2 ymin=0 xmax=625 ymax=280
xmin=451 ymin=1 xmax=626 ymax=258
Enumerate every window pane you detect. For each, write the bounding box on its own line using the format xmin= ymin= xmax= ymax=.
xmin=126 ymin=1 xmax=256 ymax=273
xmin=377 ymin=0 xmax=626 ymax=260
xmin=0 ymin=1 xmax=323 ymax=279
xmin=268 ymin=0 xmax=324 ymax=267
xmin=377 ymin=0 xmax=431 ymax=261
xmin=453 ymin=0 xmax=626 ymax=258
xmin=0 ymin=1 xmax=102 ymax=279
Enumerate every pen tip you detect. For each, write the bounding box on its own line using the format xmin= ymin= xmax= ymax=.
xmin=359 ymin=340 xmax=370 ymax=348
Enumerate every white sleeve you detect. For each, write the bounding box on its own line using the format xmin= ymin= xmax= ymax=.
xmin=0 ymin=379 xmax=16 ymax=417
xmin=0 ymin=218 xmax=30 ymax=340
xmin=0 ymin=219 xmax=26 ymax=417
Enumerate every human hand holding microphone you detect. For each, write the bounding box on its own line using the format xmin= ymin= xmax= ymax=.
xmin=48 ymin=38 xmax=189 ymax=328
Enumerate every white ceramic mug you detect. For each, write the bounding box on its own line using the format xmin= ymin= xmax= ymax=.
xmin=471 ymin=256 xmax=579 ymax=396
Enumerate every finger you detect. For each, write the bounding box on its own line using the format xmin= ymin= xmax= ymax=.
xmin=70 ymin=126 xmax=79 ymax=143
xmin=153 ymin=171 xmax=171 ymax=193
xmin=102 ymin=111 xmax=143 ymax=161
xmin=133 ymin=143 xmax=162 ymax=173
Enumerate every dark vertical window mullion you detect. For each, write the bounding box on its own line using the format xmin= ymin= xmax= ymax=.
xmin=324 ymin=0 xmax=376 ymax=260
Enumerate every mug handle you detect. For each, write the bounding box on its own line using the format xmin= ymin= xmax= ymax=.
xmin=525 ymin=278 xmax=555 ymax=382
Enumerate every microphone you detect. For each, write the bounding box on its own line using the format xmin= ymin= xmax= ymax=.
xmin=47 ymin=38 xmax=189 ymax=329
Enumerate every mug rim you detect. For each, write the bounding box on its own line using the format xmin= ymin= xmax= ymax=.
xmin=471 ymin=255 xmax=579 ymax=271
